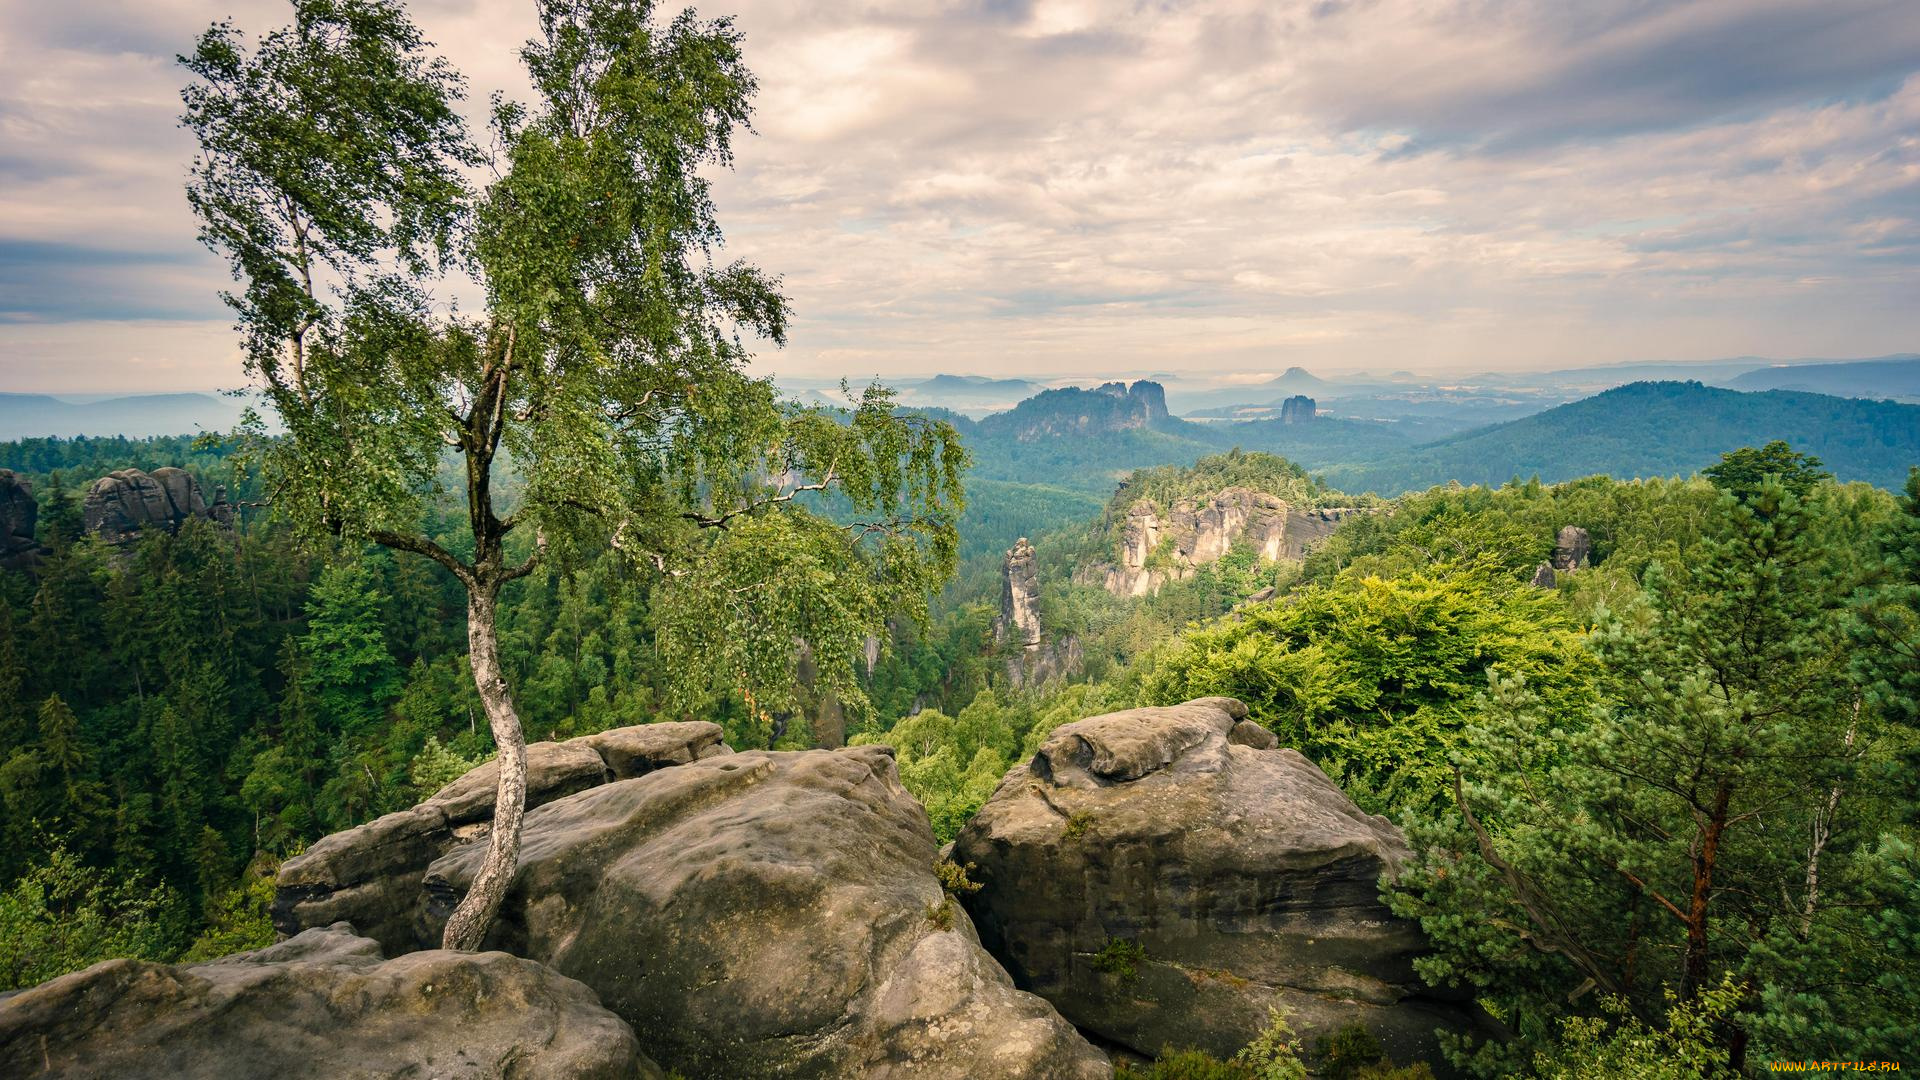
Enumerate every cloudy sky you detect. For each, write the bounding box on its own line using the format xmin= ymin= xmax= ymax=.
xmin=1 ymin=0 xmax=1917 ymax=392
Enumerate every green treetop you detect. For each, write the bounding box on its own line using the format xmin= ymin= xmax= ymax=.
xmin=181 ymin=0 xmax=963 ymax=949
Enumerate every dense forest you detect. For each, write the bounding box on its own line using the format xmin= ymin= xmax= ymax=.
xmin=5 ymin=430 xmax=1912 ymax=1076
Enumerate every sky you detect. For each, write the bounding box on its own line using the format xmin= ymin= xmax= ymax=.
xmin=1 ymin=0 xmax=1917 ymax=393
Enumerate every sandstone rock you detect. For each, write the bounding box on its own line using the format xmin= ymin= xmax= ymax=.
xmin=980 ymin=380 xmax=1167 ymax=441
xmin=954 ymin=697 xmax=1479 ymax=1067
xmin=997 ymin=537 xmax=1044 ymax=650
xmin=82 ymin=467 xmax=229 ymax=544
xmin=1530 ymin=562 xmax=1557 ymax=589
xmin=1278 ymin=395 xmax=1316 ymax=424
xmin=1550 ymin=526 xmax=1590 ymax=571
xmin=423 ymin=746 xmax=1109 ymax=1080
xmin=1102 ymin=491 xmax=1368 ymax=598
xmin=274 ymin=720 xmax=728 ymax=954
xmin=0 ymin=470 xmax=43 ymax=570
xmin=0 ymin=922 xmax=657 ymax=1079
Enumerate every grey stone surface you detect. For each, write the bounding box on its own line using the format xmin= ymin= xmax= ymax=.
xmin=274 ymin=721 xmax=728 ymax=954
xmin=0 ymin=922 xmax=656 ymax=1079
xmin=955 ymin=696 xmax=1480 ymax=1066
xmin=425 ymin=746 xmax=1110 ymax=1080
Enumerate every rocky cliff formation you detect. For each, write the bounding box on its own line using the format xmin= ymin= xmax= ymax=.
xmin=275 ymin=721 xmax=730 ymax=954
xmin=997 ymin=537 xmax=1044 ymax=650
xmin=1279 ymin=394 xmax=1316 ymax=423
xmin=1103 ymin=490 xmax=1367 ymax=597
xmin=83 ymin=467 xmax=233 ymax=544
xmin=1530 ymin=525 xmax=1592 ymax=588
xmin=0 ymin=470 xmax=44 ymax=570
xmin=424 ymin=746 xmax=1108 ymax=1078
xmin=995 ymin=538 xmax=1080 ymax=689
xmin=978 ymin=380 xmax=1169 ymax=441
xmin=273 ymin=725 xmax=1108 ymax=1079
xmin=953 ymin=697 xmax=1481 ymax=1065
xmin=0 ymin=922 xmax=655 ymax=1079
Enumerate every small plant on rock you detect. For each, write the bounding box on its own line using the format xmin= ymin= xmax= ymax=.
xmin=1063 ymin=810 xmax=1096 ymax=839
xmin=935 ymin=857 xmax=982 ymax=896
xmin=1092 ymin=937 xmax=1150 ymax=982
xmin=925 ymin=896 xmax=958 ymax=931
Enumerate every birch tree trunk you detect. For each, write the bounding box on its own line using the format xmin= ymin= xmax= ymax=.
xmin=440 ymin=586 xmax=527 ymax=951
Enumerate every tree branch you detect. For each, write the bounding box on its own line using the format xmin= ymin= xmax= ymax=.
xmin=370 ymin=529 xmax=473 ymax=587
xmin=689 ymin=467 xmax=837 ymax=530
xmin=1453 ymin=768 xmax=1623 ymax=996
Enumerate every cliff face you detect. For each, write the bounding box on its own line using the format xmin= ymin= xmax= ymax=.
xmin=978 ymin=379 xmax=1170 ymax=441
xmin=995 ymin=537 xmax=1043 ymax=650
xmin=0 ymin=470 xmax=43 ymax=570
xmin=994 ymin=537 xmax=1079 ymax=689
xmin=84 ymin=467 xmax=233 ymax=544
xmin=1279 ymin=394 xmax=1316 ymax=423
xmin=1103 ymin=487 xmax=1368 ymax=597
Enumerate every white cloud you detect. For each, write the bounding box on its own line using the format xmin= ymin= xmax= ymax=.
xmin=0 ymin=0 xmax=1915 ymax=391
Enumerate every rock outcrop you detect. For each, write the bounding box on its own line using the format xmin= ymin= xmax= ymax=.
xmin=979 ymin=380 xmax=1169 ymax=441
xmin=422 ymin=746 xmax=1109 ymax=1079
xmin=997 ymin=537 xmax=1044 ymax=650
xmin=1552 ymin=525 xmax=1590 ymax=571
xmin=953 ymin=697 xmax=1480 ymax=1066
xmin=274 ymin=720 xmax=729 ymax=955
xmin=1531 ymin=525 xmax=1592 ymax=588
xmin=0 ymin=470 xmax=43 ymax=570
xmin=82 ymin=467 xmax=232 ymax=544
xmin=1104 ymin=490 xmax=1367 ymax=597
xmin=1279 ymin=395 xmax=1316 ymax=424
xmin=0 ymin=922 xmax=656 ymax=1079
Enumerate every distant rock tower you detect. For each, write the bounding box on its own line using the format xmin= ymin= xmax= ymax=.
xmin=1279 ymin=395 xmax=1316 ymax=423
xmin=1531 ymin=525 xmax=1591 ymax=588
xmin=996 ymin=537 xmax=1044 ymax=650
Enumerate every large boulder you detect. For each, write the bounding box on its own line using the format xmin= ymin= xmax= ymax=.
xmin=424 ymin=745 xmax=1110 ymax=1079
xmin=0 ymin=922 xmax=657 ymax=1079
xmin=274 ymin=720 xmax=729 ymax=954
xmin=953 ymin=697 xmax=1479 ymax=1067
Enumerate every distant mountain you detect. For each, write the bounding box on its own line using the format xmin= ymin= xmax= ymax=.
xmin=1726 ymin=355 xmax=1920 ymax=400
xmin=1264 ymin=367 xmax=1331 ymax=394
xmin=0 ymin=393 xmax=249 ymax=441
xmin=1321 ymin=382 xmax=1920 ymax=495
xmin=896 ymin=374 xmax=1045 ymax=416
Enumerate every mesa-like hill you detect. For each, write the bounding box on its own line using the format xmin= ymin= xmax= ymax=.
xmin=1321 ymin=381 xmax=1920 ymax=494
xmin=1726 ymin=354 xmax=1920 ymax=400
xmin=0 ymin=392 xmax=249 ymax=441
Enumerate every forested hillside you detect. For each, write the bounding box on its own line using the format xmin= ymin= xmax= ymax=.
xmin=3 ymin=433 xmax=1917 ymax=1075
xmin=1324 ymin=381 xmax=1920 ymax=494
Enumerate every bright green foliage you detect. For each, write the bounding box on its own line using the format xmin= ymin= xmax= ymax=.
xmin=1112 ymin=1008 xmax=1311 ymax=1080
xmin=1702 ymin=439 xmax=1830 ymax=500
xmin=1106 ymin=450 xmax=1332 ymax=520
xmin=180 ymin=0 xmax=962 ymax=753
xmin=1391 ymin=458 xmax=1911 ymax=1072
xmin=852 ymin=690 xmax=1019 ymax=842
xmin=1528 ymin=980 xmax=1741 ymax=1080
xmin=1092 ymin=937 xmax=1149 ymax=981
xmin=180 ymin=854 xmax=281 ymax=963
xmin=1142 ymin=561 xmax=1593 ymax=813
xmin=0 ymin=848 xmax=184 ymax=991
xmin=1235 ymin=1008 xmax=1310 ymax=1080
xmin=407 ymin=735 xmax=484 ymax=795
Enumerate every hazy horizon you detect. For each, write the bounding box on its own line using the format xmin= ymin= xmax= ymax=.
xmin=2 ymin=0 xmax=1917 ymax=393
